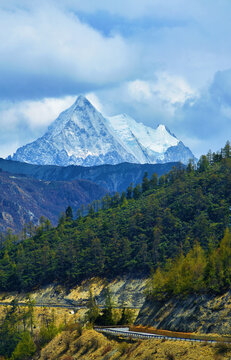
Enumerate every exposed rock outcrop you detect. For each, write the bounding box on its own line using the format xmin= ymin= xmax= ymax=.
xmin=135 ymin=291 xmax=231 ymax=335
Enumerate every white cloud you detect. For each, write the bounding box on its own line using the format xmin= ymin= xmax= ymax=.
xmin=89 ymin=69 xmax=231 ymax=158
xmin=92 ymin=72 xmax=195 ymax=126
xmin=0 ymin=96 xmax=77 ymax=157
xmin=0 ymin=2 xmax=139 ymax=99
xmin=127 ymin=80 xmax=152 ymax=101
xmin=172 ymin=68 xmax=231 ymax=156
xmin=1 ymin=0 xmax=231 ymax=160
xmin=152 ymin=72 xmax=196 ymax=104
xmin=0 ymin=96 xmax=75 ymax=130
xmin=85 ymin=92 xmax=104 ymax=112
xmin=1 ymin=68 xmax=231 ymax=160
xmin=127 ymin=73 xmax=195 ymax=105
xmin=0 ymin=0 xmax=230 ymax=101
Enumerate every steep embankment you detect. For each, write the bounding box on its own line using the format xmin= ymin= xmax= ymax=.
xmin=0 ymin=277 xmax=147 ymax=309
xmin=136 ymin=291 xmax=231 ymax=335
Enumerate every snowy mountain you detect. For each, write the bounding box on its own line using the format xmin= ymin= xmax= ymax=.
xmin=9 ymin=96 xmax=195 ymax=166
xmin=106 ymin=114 xmax=193 ymax=164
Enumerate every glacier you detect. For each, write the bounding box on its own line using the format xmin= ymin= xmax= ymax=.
xmin=9 ymin=95 xmax=195 ymax=166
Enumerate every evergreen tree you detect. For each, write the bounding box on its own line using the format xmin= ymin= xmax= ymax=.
xmin=198 ymin=155 xmax=210 ymax=172
xmin=86 ymin=288 xmax=99 ymax=324
xmin=149 ymin=173 xmax=158 ymax=188
xmin=118 ymin=307 xmax=134 ymax=325
xmin=142 ymin=171 xmax=149 ymax=193
xmin=95 ymin=287 xmax=114 ymax=326
xmin=158 ymin=175 xmax=165 ymax=185
xmin=133 ymin=184 xmax=142 ymax=200
xmin=0 ymin=300 xmax=21 ymax=358
xmin=186 ymin=159 xmax=196 ymax=173
xmin=11 ymin=332 xmax=36 ymax=360
xmin=65 ymin=206 xmax=73 ymax=221
xmin=126 ymin=183 xmax=133 ymax=200
xmin=207 ymin=150 xmax=213 ymax=165
xmin=120 ymin=191 xmax=128 ymax=207
xmin=223 ymin=141 xmax=231 ymax=158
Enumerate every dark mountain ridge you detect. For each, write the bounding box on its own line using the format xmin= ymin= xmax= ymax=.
xmin=0 ymin=158 xmax=182 ymax=193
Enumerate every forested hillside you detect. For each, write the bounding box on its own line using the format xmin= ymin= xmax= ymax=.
xmin=1 ymin=142 xmax=231 ymax=293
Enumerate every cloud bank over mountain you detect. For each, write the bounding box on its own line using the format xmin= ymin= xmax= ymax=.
xmin=0 ymin=0 xmax=231 ymax=158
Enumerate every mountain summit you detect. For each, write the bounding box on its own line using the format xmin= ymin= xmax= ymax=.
xmin=9 ymin=96 xmax=195 ymax=166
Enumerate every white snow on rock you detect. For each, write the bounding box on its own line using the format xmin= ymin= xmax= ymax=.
xmin=106 ymin=114 xmax=180 ymax=163
xmin=9 ymin=96 xmax=195 ymax=166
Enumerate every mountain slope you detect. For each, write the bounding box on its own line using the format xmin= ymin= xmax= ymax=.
xmin=0 ymin=170 xmax=106 ymax=233
xmin=107 ymin=115 xmax=182 ymax=163
xmin=9 ymin=96 xmax=195 ymax=166
xmin=0 ymin=145 xmax=230 ymax=291
xmin=136 ymin=290 xmax=231 ymax=334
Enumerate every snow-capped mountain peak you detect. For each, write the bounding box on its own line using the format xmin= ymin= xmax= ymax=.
xmin=156 ymin=124 xmax=177 ymax=139
xmin=106 ymin=115 xmax=180 ymax=161
xmin=74 ymin=94 xmax=90 ymax=106
xmin=9 ymin=95 xmax=195 ymax=166
xmin=48 ymin=95 xmax=99 ymax=134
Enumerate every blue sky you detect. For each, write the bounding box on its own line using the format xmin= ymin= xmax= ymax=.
xmin=0 ymin=0 xmax=231 ymax=158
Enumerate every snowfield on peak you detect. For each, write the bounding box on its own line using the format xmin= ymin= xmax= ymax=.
xmin=9 ymin=95 xmax=195 ymax=166
xmin=106 ymin=114 xmax=179 ymax=164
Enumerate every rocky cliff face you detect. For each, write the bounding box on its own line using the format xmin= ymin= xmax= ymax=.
xmin=135 ymin=291 xmax=231 ymax=335
xmin=0 ymin=277 xmax=147 ymax=310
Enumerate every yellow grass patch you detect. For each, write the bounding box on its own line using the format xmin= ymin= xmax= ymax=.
xmin=38 ymin=329 xmax=231 ymax=360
